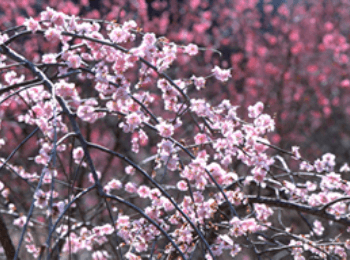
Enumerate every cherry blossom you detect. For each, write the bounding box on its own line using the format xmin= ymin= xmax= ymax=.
xmin=23 ymin=17 xmax=40 ymax=32
xmin=184 ymin=43 xmax=199 ymax=56
xmin=212 ymin=66 xmax=232 ymax=82
xmin=156 ymin=121 xmax=174 ymax=138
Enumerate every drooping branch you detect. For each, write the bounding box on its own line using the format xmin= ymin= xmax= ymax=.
xmin=86 ymin=141 xmax=216 ymax=259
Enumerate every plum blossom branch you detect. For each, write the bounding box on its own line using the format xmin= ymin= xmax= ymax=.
xmin=44 ymin=185 xmax=96 ymax=249
xmin=319 ymin=196 xmax=350 ymax=213
xmin=0 ymin=43 xmax=103 ymax=193
xmin=86 ymin=141 xmax=217 ymax=259
xmin=103 ymin=192 xmax=187 ymax=260
xmin=246 ymin=195 xmax=350 ymax=226
xmin=13 ymin=163 xmax=55 ymax=260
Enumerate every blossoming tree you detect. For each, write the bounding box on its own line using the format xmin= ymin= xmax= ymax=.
xmin=1 ymin=6 xmax=350 ymax=260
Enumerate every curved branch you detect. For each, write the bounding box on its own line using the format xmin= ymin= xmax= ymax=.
xmin=86 ymin=141 xmax=216 ymax=259
xmin=103 ymin=193 xmax=187 ymax=260
xmin=246 ymin=195 xmax=350 ymax=226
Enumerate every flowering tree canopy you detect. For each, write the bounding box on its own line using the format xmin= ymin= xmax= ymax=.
xmin=2 ymin=0 xmax=350 ymax=161
xmin=1 ymin=3 xmax=350 ymax=260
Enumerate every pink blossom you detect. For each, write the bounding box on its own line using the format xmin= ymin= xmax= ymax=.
xmin=289 ymin=240 xmax=304 ymax=257
xmin=313 ymin=220 xmax=324 ymax=236
xmin=321 ymin=172 xmax=341 ymax=190
xmin=223 ymin=172 xmax=238 ymax=185
xmin=306 ymin=181 xmax=317 ymax=191
xmin=14 ymin=216 xmax=32 ymax=228
xmin=194 ymin=133 xmax=208 ymax=144
xmin=42 ymin=53 xmax=57 ymax=63
xmin=315 ymin=160 xmax=325 ymax=173
xmin=52 ymin=12 xmax=66 ymax=26
xmin=50 ymin=201 xmax=65 ymax=218
xmin=34 ymin=189 xmax=47 ymax=208
xmin=32 ymin=104 xmax=44 ymax=117
xmin=156 ymin=53 xmax=177 ymax=72
xmin=157 ymin=78 xmax=170 ymax=92
xmin=158 ymin=139 xmax=174 ymax=156
xmin=137 ymin=185 xmax=150 ymax=198
xmin=161 ymin=197 xmax=175 ymax=211
xmin=212 ymin=66 xmax=231 ymax=82
xmin=44 ymin=27 xmax=61 ymax=42
xmin=156 ymin=121 xmax=174 ymax=138
xmin=77 ymin=104 xmax=97 ymax=123
xmin=289 ymin=30 xmax=300 ymax=42
xmin=254 ymin=204 xmax=273 ymax=221
xmin=207 ymin=162 xmax=225 ymax=184
xmin=26 ymin=244 xmax=40 ymax=258
xmin=230 ymin=244 xmax=241 ymax=257
xmin=264 ymin=4 xmax=274 ymax=13
xmin=24 ymin=18 xmax=40 ymax=33
xmin=1 ymin=188 xmax=9 ymax=199
xmin=292 ymin=146 xmax=301 ymax=159
xmin=125 ymin=252 xmax=140 ymax=260
xmin=125 ymin=182 xmax=137 ymax=193
xmin=0 ymin=33 xmax=8 ymax=45
xmin=254 ymin=114 xmax=275 ymax=132
xmin=131 ymin=137 xmax=139 ymax=153
xmin=322 ymin=153 xmax=336 ymax=171
xmin=4 ymin=71 xmax=24 ymax=85
xmin=109 ymin=27 xmax=128 ymax=43
xmin=184 ymin=43 xmax=198 ymax=56
xmin=177 ymin=180 xmax=188 ymax=191
xmin=67 ymin=16 xmax=77 ymax=31
xmin=3 ymin=6 xmax=350 ymax=259
xmin=121 ymin=112 xmax=142 ymax=133
xmin=248 ymin=101 xmax=264 ymax=118
xmin=66 ymin=54 xmax=82 ymax=69
xmin=166 ymin=156 xmax=178 ymax=171
xmin=300 ymin=161 xmax=314 ymax=171
xmin=323 ymin=33 xmax=347 ymax=50
xmin=125 ymin=165 xmax=135 ymax=175
xmin=190 ymin=99 xmax=211 ymax=117
xmin=149 ymin=188 xmax=161 ymax=200
xmin=88 ymin=171 xmax=101 ymax=183
xmin=116 ymin=215 xmax=129 ymax=228
xmin=73 ymin=147 xmax=84 ymax=161
xmin=192 ymin=76 xmax=206 ymax=90
xmin=55 ymin=80 xmax=78 ymax=98
xmin=40 ymin=7 xmax=55 ymax=22
xmin=345 ymin=239 xmax=350 ymax=249
xmin=43 ymin=168 xmax=57 ymax=184
xmin=138 ymin=129 xmax=148 ymax=146
xmin=142 ymin=33 xmax=157 ymax=45
xmin=105 ymin=179 xmax=122 ymax=192
xmin=123 ymin=20 xmax=137 ymax=30
xmin=252 ymin=167 xmax=267 ymax=184
xmin=340 ymin=163 xmax=350 ymax=172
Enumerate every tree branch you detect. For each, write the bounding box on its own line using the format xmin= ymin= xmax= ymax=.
xmin=0 ymin=212 xmax=19 ymax=260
